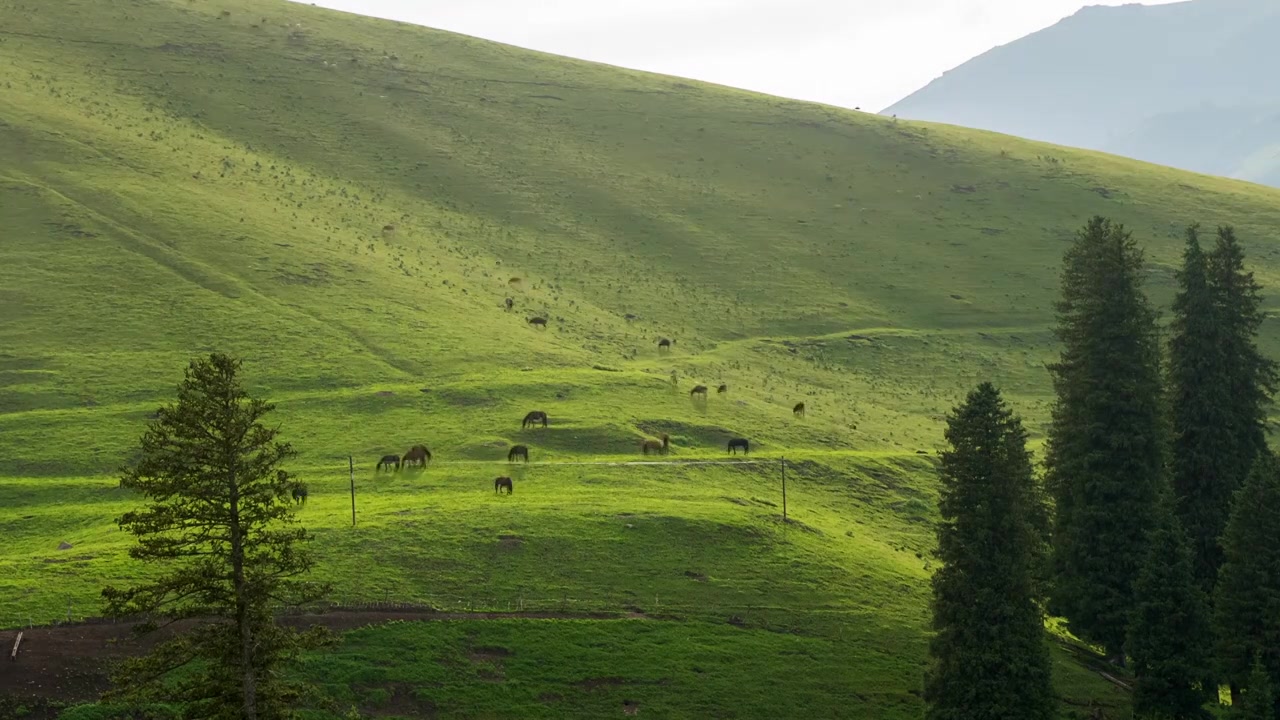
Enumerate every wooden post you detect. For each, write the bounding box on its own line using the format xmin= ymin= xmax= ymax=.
xmin=349 ymin=455 xmax=356 ymax=527
xmin=10 ymin=631 xmax=22 ymax=661
xmin=781 ymin=456 xmax=787 ymax=522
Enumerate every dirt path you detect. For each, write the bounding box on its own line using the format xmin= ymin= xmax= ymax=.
xmin=1 ymin=608 xmax=635 ymax=705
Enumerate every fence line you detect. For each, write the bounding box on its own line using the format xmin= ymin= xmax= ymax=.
xmin=407 ymin=459 xmax=766 ymax=467
xmin=4 ymin=592 xmax=879 ymax=631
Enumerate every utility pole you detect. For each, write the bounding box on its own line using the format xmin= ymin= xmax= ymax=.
xmin=349 ymin=455 xmax=356 ymax=527
xmin=781 ymin=456 xmax=787 ymax=522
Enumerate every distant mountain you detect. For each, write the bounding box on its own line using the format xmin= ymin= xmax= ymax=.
xmin=885 ymin=0 xmax=1280 ymax=187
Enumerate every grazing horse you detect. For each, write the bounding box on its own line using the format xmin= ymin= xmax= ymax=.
xmin=403 ymin=444 xmax=432 ymax=468
xmin=793 ymin=402 xmax=806 ymax=418
xmin=522 ymin=411 xmax=549 ymax=429
xmin=717 ymin=384 xmax=728 ymax=394
xmin=494 ymin=476 xmax=513 ymax=494
xmin=508 ymin=444 xmax=530 ymax=463
xmin=657 ymin=338 xmax=672 ymax=352
xmin=504 ymin=297 xmax=514 ymax=312
xmin=291 ymin=483 xmax=308 ymax=505
xmin=528 ymin=317 xmax=548 ymax=329
xmin=727 ymin=438 xmax=749 ymax=455
xmin=690 ymin=384 xmax=708 ymax=398
xmin=642 ymin=434 xmax=670 ymax=456
xmin=376 ymin=454 xmax=401 ymax=472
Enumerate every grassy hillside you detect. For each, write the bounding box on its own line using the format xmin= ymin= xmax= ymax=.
xmin=3 ymin=0 xmax=1280 ymax=716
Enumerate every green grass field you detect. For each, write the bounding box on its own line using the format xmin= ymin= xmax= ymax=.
xmin=3 ymin=0 xmax=1280 ymax=716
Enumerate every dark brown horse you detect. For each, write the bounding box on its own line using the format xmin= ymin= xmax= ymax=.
xmin=642 ymin=434 xmax=670 ymax=456
xmin=508 ymin=444 xmax=529 ymax=462
xmin=494 ymin=476 xmax=513 ymax=494
xmin=793 ymin=402 xmax=806 ymax=418
xmin=690 ymin=384 xmax=708 ymax=398
xmin=504 ymin=297 xmax=514 ymax=312
xmin=291 ymin=483 xmax=308 ymax=505
xmin=717 ymin=384 xmax=728 ymax=394
xmin=376 ymin=454 xmax=401 ymax=472
xmin=403 ymin=444 xmax=432 ymax=468
xmin=528 ymin=317 xmax=548 ymax=329
xmin=658 ymin=338 xmax=673 ymax=352
xmin=727 ymin=438 xmax=749 ymax=455
xmin=522 ymin=411 xmax=548 ymax=429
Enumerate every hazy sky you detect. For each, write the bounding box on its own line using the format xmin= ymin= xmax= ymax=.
xmin=305 ymin=0 xmax=1182 ymax=112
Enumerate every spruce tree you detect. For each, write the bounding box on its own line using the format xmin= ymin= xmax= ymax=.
xmin=1214 ymin=454 xmax=1280 ymax=713
xmin=1044 ymin=216 xmax=1166 ymax=661
xmin=924 ymin=383 xmax=1055 ymax=720
xmin=1168 ymin=224 xmax=1238 ymax=591
xmin=1127 ymin=493 xmax=1213 ymax=719
xmin=103 ymin=353 xmax=331 ymax=720
xmin=1236 ymin=653 xmax=1276 ymax=720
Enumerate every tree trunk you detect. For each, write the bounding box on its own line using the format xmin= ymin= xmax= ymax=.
xmin=229 ymin=469 xmax=257 ymax=720
xmin=1230 ymin=683 xmax=1241 ymax=707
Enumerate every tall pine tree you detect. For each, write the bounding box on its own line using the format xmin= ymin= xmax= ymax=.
xmin=925 ymin=383 xmax=1055 ymax=720
xmin=1236 ymin=653 xmax=1276 ymax=720
xmin=1127 ymin=493 xmax=1213 ymax=719
xmin=1214 ymin=454 xmax=1280 ymax=714
xmin=1045 ymin=216 xmax=1166 ymax=661
xmin=1207 ymin=225 xmax=1277 ymax=517
xmin=1168 ymin=224 xmax=1238 ymax=592
xmin=103 ymin=354 xmax=331 ymax=719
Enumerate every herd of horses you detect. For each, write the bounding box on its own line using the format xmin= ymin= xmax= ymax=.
xmin=350 ymin=397 xmax=807 ymax=496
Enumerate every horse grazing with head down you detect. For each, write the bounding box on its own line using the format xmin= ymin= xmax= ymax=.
xmin=793 ymin=402 xmax=806 ymax=418
xmin=508 ymin=445 xmax=530 ymax=463
xmin=690 ymin=385 xmax=708 ymax=399
xmin=403 ymin=445 xmax=432 ymax=468
xmin=727 ymin=438 xmax=749 ymax=455
xmin=522 ymin=411 xmax=548 ymax=429
xmin=528 ymin=317 xmax=548 ymax=329
xmin=642 ymin=434 xmax=670 ymax=456
xmin=494 ymin=476 xmax=513 ymax=494
xmin=376 ymin=454 xmax=401 ymax=472
xmin=717 ymin=384 xmax=728 ymax=394
xmin=658 ymin=338 xmax=673 ymax=352
xmin=291 ymin=483 xmax=308 ymax=505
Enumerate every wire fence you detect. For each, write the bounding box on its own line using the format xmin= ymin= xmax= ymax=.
xmin=5 ymin=592 xmax=878 ymax=631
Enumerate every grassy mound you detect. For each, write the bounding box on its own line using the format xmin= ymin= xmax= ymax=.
xmin=4 ymin=0 xmax=1280 ymax=715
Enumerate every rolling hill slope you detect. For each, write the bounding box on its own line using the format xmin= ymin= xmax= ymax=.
xmin=3 ymin=0 xmax=1280 ymax=716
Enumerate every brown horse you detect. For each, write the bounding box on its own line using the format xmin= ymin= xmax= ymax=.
xmin=508 ymin=445 xmax=529 ymax=462
xmin=642 ymin=434 xmax=670 ymax=456
xmin=376 ymin=454 xmax=401 ymax=472
xmin=291 ymin=483 xmax=308 ymax=505
xmin=494 ymin=476 xmax=513 ymax=494
xmin=528 ymin=317 xmax=548 ymax=329
xmin=403 ymin=445 xmax=432 ymax=468
xmin=522 ymin=411 xmax=548 ymax=429
xmin=727 ymin=438 xmax=749 ymax=455
xmin=717 ymin=384 xmax=728 ymax=394
xmin=793 ymin=402 xmax=806 ymax=418
xmin=658 ymin=338 xmax=672 ymax=352
xmin=504 ymin=297 xmax=514 ymax=312
xmin=690 ymin=385 xmax=708 ymax=398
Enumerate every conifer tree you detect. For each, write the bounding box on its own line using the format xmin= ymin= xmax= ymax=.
xmin=1127 ymin=493 xmax=1213 ymax=719
xmin=1044 ymin=216 xmax=1166 ymax=661
xmin=924 ymin=383 xmax=1055 ymax=720
xmin=103 ymin=353 xmax=331 ymax=720
xmin=1168 ymin=224 xmax=1238 ymax=591
xmin=1214 ymin=454 xmax=1280 ymax=713
xmin=1237 ymin=653 xmax=1276 ymax=720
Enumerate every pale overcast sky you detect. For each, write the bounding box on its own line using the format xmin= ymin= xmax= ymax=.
xmin=305 ymin=0 xmax=1182 ymax=112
